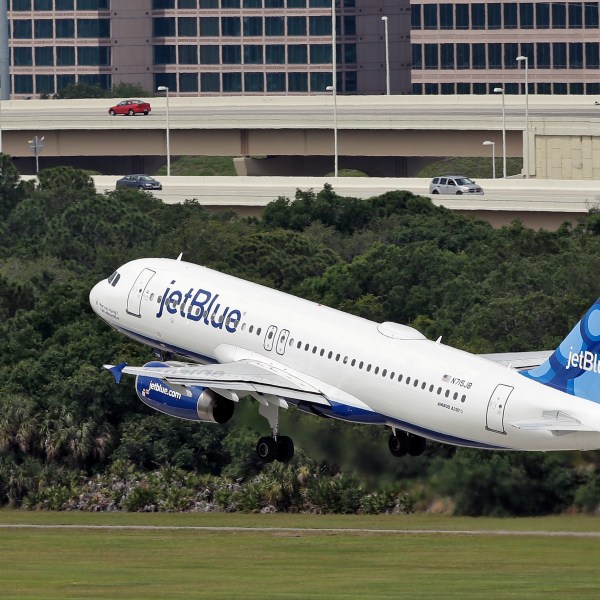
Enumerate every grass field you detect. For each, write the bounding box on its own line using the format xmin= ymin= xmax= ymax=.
xmin=1 ymin=512 xmax=600 ymax=599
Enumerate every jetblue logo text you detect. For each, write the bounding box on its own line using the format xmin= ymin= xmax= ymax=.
xmin=156 ymin=280 xmax=242 ymax=333
xmin=566 ymin=349 xmax=600 ymax=374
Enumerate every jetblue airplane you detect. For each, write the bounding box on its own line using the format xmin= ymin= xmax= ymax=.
xmin=90 ymin=256 xmax=600 ymax=463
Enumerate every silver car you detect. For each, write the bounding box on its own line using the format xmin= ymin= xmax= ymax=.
xmin=429 ymin=176 xmax=484 ymax=195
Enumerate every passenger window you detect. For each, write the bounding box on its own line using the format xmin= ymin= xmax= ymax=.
xmin=448 ymin=179 xmax=456 ymax=186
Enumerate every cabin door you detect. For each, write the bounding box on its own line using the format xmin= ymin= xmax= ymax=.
xmin=127 ymin=268 xmax=156 ymax=317
xmin=485 ymin=384 xmax=513 ymax=434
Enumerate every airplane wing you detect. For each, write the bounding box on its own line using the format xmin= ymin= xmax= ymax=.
xmin=479 ymin=350 xmax=553 ymax=371
xmin=105 ymin=359 xmax=330 ymax=406
xmin=510 ymin=411 xmax=600 ymax=433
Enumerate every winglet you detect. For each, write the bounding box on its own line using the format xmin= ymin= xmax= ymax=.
xmin=104 ymin=362 xmax=128 ymax=384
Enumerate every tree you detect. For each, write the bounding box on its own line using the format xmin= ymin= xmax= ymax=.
xmin=56 ymin=82 xmax=106 ymax=99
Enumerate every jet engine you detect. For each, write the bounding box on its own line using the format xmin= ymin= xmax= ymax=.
xmin=135 ymin=362 xmax=234 ymax=423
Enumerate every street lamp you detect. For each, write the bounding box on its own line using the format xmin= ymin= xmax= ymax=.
xmin=381 ymin=16 xmax=390 ymax=95
xmin=482 ymin=140 xmax=496 ymax=179
xmin=326 ymin=85 xmax=338 ymax=177
xmin=157 ymin=85 xmax=170 ymax=176
xmin=493 ymin=87 xmax=506 ymax=178
xmin=516 ymin=56 xmax=529 ymax=178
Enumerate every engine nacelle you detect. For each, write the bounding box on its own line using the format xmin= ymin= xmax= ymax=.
xmin=135 ymin=362 xmax=234 ymax=423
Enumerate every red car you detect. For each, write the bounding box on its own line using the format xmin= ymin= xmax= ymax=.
xmin=108 ymin=99 xmax=151 ymax=116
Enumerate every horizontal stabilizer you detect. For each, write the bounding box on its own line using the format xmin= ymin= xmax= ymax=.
xmin=481 ymin=351 xmax=553 ymax=371
xmin=510 ymin=411 xmax=600 ymax=433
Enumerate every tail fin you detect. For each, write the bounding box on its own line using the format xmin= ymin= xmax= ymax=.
xmin=523 ymin=298 xmax=600 ymax=402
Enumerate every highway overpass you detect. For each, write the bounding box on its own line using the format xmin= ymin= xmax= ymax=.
xmin=3 ymin=95 xmax=600 ymax=179
xmin=93 ymin=175 xmax=600 ymax=231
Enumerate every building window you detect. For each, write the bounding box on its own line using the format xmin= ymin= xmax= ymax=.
xmin=472 ymin=43 xmax=485 ymax=68
xmin=56 ymin=20 xmax=75 ymax=38
xmin=266 ymin=72 xmax=285 ymax=92
xmin=536 ymin=3 xmax=551 ymax=28
xmin=440 ymin=43 xmax=454 ymax=68
xmin=504 ymin=4 xmax=517 ymax=28
xmin=344 ymin=15 xmax=356 ymax=35
xmin=265 ymin=0 xmax=284 ymax=6
xmin=222 ymin=0 xmax=240 ymax=6
xmin=56 ymin=0 xmax=74 ymax=7
xmin=200 ymin=0 xmax=218 ymax=5
xmin=411 ymin=4 xmax=422 ymax=29
xmin=200 ymin=45 xmax=219 ymax=64
xmin=423 ymin=4 xmax=438 ymax=29
xmin=287 ymin=16 xmax=306 ymax=35
xmin=504 ymin=43 xmax=519 ymax=68
xmin=200 ymin=18 xmax=220 ymax=36
xmin=12 ymin=0 xmax=31 ymax=10
xmin=424 ymin=82 xmax=439 ymax=94
xmin=13 ymin=47 xmax=32 ymax=66
xmin=587 ymin=82 xmax=600 ymax=94
xmin=310 ymin=44 xmax=331 ymax=64
xmin=35 ymin=0 xmax=52 ymax=8
xmin=14 ymin=74 xmax=33 ymax=95
xmin=288 ymin=72 xmax=308 ymax=92
xmin=34 ymin=20 xmax=53 ymax=39
xmin=78 ymin=46 xmax=111 ymax=66
xmin=222 ymin=45 xmax=241 ymax=64
xmin=201 ymin=72 xmax=220 ymax=92
xmin=78 ymin=19 xmax=110 ymax=38
xmin=78 ymin=0 xmax=109 ymax=7
xmin=56 ymin=46 xmax=75 ymax=66
xmin=57 ymin=74 xmax=76 ymax=91
xmin=569 ymin=3 xmax=583 ymax=28
xmin=569 ymin=42 xmax=583 ymax=68
xmin=487 ymin=3 xmax=501 ymax=29
xmin=153 ymin=18 xmax=176 ymax=37
xmin=488 ymin=43 xmax=501 ymax=68
xmin=412 ymin=44 xmax=422 ymax=69
xmin=244 ymin=72 xmax=264 ymax=92
xmin=343 ymin=43 xmax=355 ymax=63
xmin=552 ymin=3 xmax=566 ymax=28
xmin=586 ymin=42 xmax=599 ymax=68
xmin=288 ymin=0 xmax=306 ymax=6
xmin=265 ymin=16 xmax=284 ymax=36
xmin=179 ymin=45 xmax=198 ymax=64
xmin=244 ymin=0 xmax=262 ymax=6
xmin=520 ymin=3 xmax=534 ymax=28
xmin=424 ymin=43 xmax=438 ymax=69
xmin=537 ymin=42 xmax=551 ymax=68
xmin=310 ymin=71 xmax=330 ymax=92
xmin=36 ymin=74 xmax=54 ymax=95
xmin=179 ymin=0 xmax=197 ymax=7
xmin=471 ymin=4 xmax=485 ymax=29
xmin=223 ymin=72 xmax=242 ymax=92
xmin=441 ymin=82 xmax=454 ymax=94
xmin=178 ymin=18 xmax=197 ymax=37
xmin=12 ymin=20 xmax=32 ymax=39
xmin=585 ymin=2 xmax=599 ymax=27
xmin=553 ymin=42 xmax=567 ymax=67
xmin=309 ymin=16 xmax=331 ymax=36
xmin=153 ymin=45 xmax=177 ymax=64
xmin=179 ymin=73 xmax=198 ymax=92
xmin=288 ymin=44 xmax=307 ymax=64
xmin=155 ymin=73 xmax=177 ymax=91
xmin=244 ymin=45 xmax=263 ymax=64
xmin=554 ymin=82 xmax=568 ymax=94
xmin=456 ymin=43 xmax=470 ymax=69
xmin=244 ymin=17 xmax=263 ymax=36
xmin=456 ymin=4 xmax=469 ymax=29
xmin=570 ymin=82 xmax=584 ymax=94
xmin=440 ymin=4 xmax=453 ymax=29
xmin=222 ymin=17 xmax=241 ymax=36
xmin=35 ymin=46 xmax=54 ymax=66
xmin=265 ymin=44 xmax=285 ymax=64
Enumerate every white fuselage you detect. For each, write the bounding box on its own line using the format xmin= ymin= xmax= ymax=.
xmin=90 ymin=258 xmax=600 ymax=452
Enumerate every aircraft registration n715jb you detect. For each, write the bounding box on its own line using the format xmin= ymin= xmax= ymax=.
xmin=89 ymin=256 xmax=600 ymax=463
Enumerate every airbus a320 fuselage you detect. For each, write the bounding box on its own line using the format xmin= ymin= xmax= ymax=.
xmin=90 ymin=257 xmax=600 ymax=463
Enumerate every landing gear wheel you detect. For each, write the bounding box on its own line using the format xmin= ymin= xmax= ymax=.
xmin=256 ymin=436 xmax=278 ymax=463
xmin=276 ymin=436 xmax=294 ymax=463
xmin=407 ymin=434 xmax=427 ymax=457
xmin=388 ymin=432 xmax=408 ymax=457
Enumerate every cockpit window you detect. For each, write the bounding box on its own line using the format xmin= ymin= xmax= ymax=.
xmin=107 ymin=271 xmax=121 ymax=287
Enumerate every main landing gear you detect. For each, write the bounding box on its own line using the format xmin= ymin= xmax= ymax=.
xmin=388 ymin=429 xmax=427 ymax=457
xmin=255 ymin=397 xmax=295 ymax=463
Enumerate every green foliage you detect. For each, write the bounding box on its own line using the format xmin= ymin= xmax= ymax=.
xmin=417 ymin=156 xmax=524 ymax=179
xmin=155 ymin=156 xmax=237 ymax=176
xmin=56 ymin=82 xmax=107 ymax=99
xmin=3 ymin=167 xmax=600 ymax=516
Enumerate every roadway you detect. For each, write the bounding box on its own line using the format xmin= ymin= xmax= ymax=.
xmin=93 ymin=175 xmax=600 ymax=229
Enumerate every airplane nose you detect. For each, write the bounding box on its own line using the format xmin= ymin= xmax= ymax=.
xmin=89 ymin=281 xmax=103 ymax=314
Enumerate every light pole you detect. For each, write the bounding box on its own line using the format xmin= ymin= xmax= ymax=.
xmin=381 ymin=16 xmax=390 ymax=95
xmin=516 ymin=56 xmax=529 ymax=178
xmin=157 ymin=85 xmax=170 ymax=176
xmin=482 ymin=140 xmax=496 ymax=179
xmin=493 ymin=87 xmax=506 ymax=178
xmin=326 ymin=85 xmax=338 ymax=177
